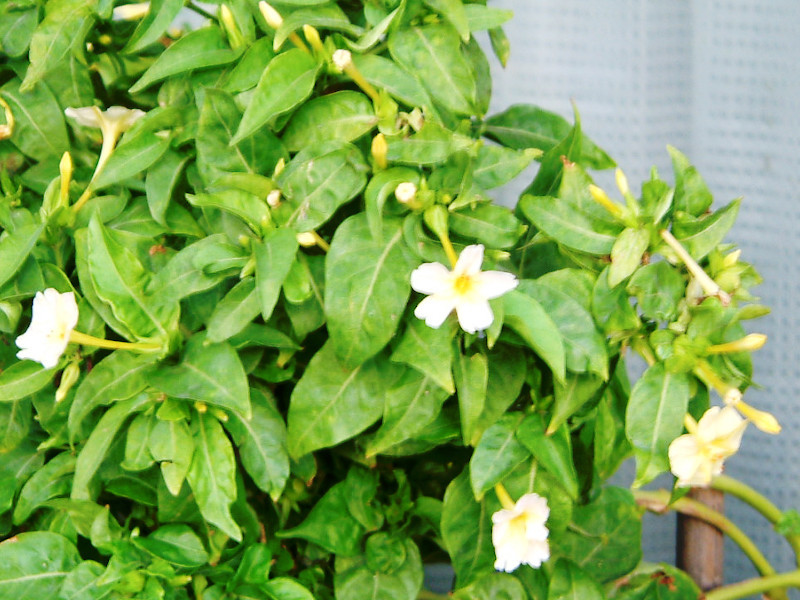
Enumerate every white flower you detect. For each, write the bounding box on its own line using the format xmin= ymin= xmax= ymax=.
xmin=394 ymin=182 xmax=417 ymax=204
xmin=410 ymin=244 xmax=518 ymax=334
xmin=492 ymin=492 xmax=550 ymax=572
xmin=332 ymin=49 xmax=353 ymax=71
xmin=112 ymin=2 xmax=150 ymax=20
xmin=16 ymin=289 xmax=79 ymax=369
xmin=668 ymin=406 xmax=747 ymax=487
xmin=65 ymin=106 xmax=145 ymax=140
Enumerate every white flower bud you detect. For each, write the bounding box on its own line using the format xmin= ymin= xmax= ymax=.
xmin=332 ymin=49 xmax=352 ymax=72
xmin=394 ymin=182 xmax=417 ymax=204
xmin=267 ymin=189 xmax=282 ymax=207
xmin=296 ymin=232 xmax=317 ymax=247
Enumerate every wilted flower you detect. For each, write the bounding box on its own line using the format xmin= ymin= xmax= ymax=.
xmin=410 ymin=244 xmax=518 ymax=333
xmin=668 ymin=406 xmax=747 ymax=487
xmin=16 ymin=289 xmax=79 ymax=369
xmin=492 ymin=492 xmax=550 ymax=572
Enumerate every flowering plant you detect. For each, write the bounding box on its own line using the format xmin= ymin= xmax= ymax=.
xmin=0 ymin=1 xmax=795 ymax=600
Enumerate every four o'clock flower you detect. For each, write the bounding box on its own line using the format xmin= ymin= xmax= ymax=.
xmin=410 ymin=244 xmax=518 ymax=334
xmin=15 ymin=288 xmax=79 ymax=369
xmin=491 ymin=491 xmax=550 ymax=572
xmin=668 ymin=406 xmax=747 ymax=487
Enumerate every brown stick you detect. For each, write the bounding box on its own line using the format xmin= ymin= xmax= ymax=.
xmin=677 ymin=488 xmax=725 ymax=591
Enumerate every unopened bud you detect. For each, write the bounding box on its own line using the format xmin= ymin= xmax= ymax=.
xmin=303 ymin=24 xmax=324 ymax=53
xmin=406 ymin=108 xmax=424 ymax=132
xmin=55 ymin=362 xmax=81 ymax=403
xmin=259 ymin=1 xmax=283 ymax=29
xmin=220 ymin=4 xmax=245 ymax=49
xmin=267 ymin=189 xmax=282 ymax=207
xmin=273 ymin=158 xmax=286 ymax=177
xmin=371 ymin=133 xmax=388 ymax=170
xmin=59 ymin=152 xmax=73 ymax=207
xmin=332 ymin=49 xmax=352 ymax=71
xmin=589 ymin=184 xmax=623 ymax=217
xmin=395 ymin=182 xmax=417 ymax=204
xmin=296 ymin=232 xmax=316 ymax=247
xmin=195 ymin=401 xmax=208 ymax=414
xmin=112 ymin=2 xmax=150 ymax=20
xmin=0 ymin=95 xmax=14 ymax=140
xmin=723 ymin=249 xmax=742 ymax=268
xmin=615 ymin=168 xmax=631 ymax=197
xmin=706 ymin=333 xmax=767 ymax=355
xmin=736 ymin=400 xmax=781 ymax=434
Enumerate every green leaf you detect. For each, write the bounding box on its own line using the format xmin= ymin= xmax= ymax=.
xmin=441 ymin=470 xmax=494 ymax=587
xmin=668 ymin=145 xmax=713 ymax=216
xmin=626 ymin=261 xmax=685 ymax=322
xmin=502 ymin=289 xmax=566 ymax=382
xmin=133 ymin=524 xmax=209 ymax=568
xmin=365 ymin=167 xmax=420 ymax=241
xmin=519 ymin=195 xmax=617 ymax=256
xmin=449 ymin=203 xmax=526 ymax=249
xmin=335 ymin=537 xmax=423 ymax=600
xmin=352 ymin=54 xmax=437 ymax=111
xmin=424 ymin=0 xmax=469 ymax=41
xmin=391 ymin=318 xmax=455 ymax=394
xmin=187 ymin=411 xmax=242 ymax=541
xmin=20 ymin=0 xmax=95 ymax=91
xmin=13 ymin=452 xmax=75 ymax=524
xmin=366 ymin=369 xmax=450 ymax=457
xmin=386 ymin=121 xmax=468 ymax=165
xmin=389 ymin=24 xmax=475 ymax=115
xmin=345 ymin=4 xmax=403 ymax=53
xmin=612 ymin=563 xmax=702 ymax=599
xmin=0 ymin=223 xmax=42 ymax=290
xmin=464 ymin=5 xmax=514 ymax=32
xmin=254 ymin=228 xmax=298 ymax=321
xmin=609 ymin=227 xmax=650 ymax=287
xmin=130 ymin=27 xmax=242 ymax=93
xmin=206 ymin=278 xmax=261 ymax=343
xmin=197 ymin=88 xmax=287 ymax=187
xmin=519 ymin=280 xmax=608 ymax=379
xmin=453 ymin=349 xmax=488 ymax=445
xmin=548 ymin=559 xmax=604 ymax=600
xmin=557 ymin=487 xmax=642 ymax=582
xmin=0 ymin=532 xmax=81 ymax=598
xmin=92 ymin=131 xmax=171 ymax=191
xmin=86 ymin=215 xmax=177 ymax=341
xmin=123 ymin=0 xmax=185 ymax=54
xmin=326 ymin=215 xmax=416 ymax=367
xmin=0 ymin=6 xmax=38 ymax=58
xmin=148 ymin=335 xmax=251 ymax=418
xmin=274 ymin=5 xmax=363 ymax=50
xmin=232 ymin=48 xmax=320 ymax=144
xmin=517 ymin=413 xmax=579 ymax=500
xmin=145 ymin=149 xmax=187 ymax=226
xmin=276 ymin=141 xmax=368 ymax=232
xmin=287 ymin=341 xmax=391 ymax=458
xmin=592 ymin=267 xmax=641 ymax=335
xmin=484 ymin=104 xmax=615 ymax=170
xmin=282 ymin=91 xmax=377 ymax=152
xmin=673 ymin=199 xmax=741 ymax=261
xmin=0 ymin=399 xmax=31 ymax=453
xmin=224 ymin=388 xmax=290 ymax=501
xmin=69 ymin=351 xmax=156 ymax=439
xmin=263 ymin=578 xmax=316 ymax=600
xmin=549 ymin=373 xmax=603 ymax=434
xmin=0 ymin=360 xmax=54 ymax=403
xmin=72 ymin=393 xmax=152 ymax=500
xmin=469 ymin=413 xmax=530 ymax=499
xmin=452 ymin=572 xmax=530 ymax=600
xmin=626 ymin=362 xmax=690 ymax=487
xmin=187 ymin=190 xmax=270 ymax=233
xmin=471 ymin=344 xmax=526 ymax=444
xmin=473 ymin=144 xmax=537 ymax=190
xmin=148 ymin=418 xmax=193 ymax=497
xmin=122 ymin=412 xmax=155 ymax=471
xmin=0 ymin=79 xmax=69 ymax=161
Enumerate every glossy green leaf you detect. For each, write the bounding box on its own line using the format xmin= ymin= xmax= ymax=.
xmin=145 ymin=149 xmax=187 ymax=226
xmin=626 ymin=362 xmax=690 ymax=486
xmin=548 ymin=559 xmax=604 ymax=600
xmin=469 ymin=413 xmax=530 ymax=499
xmin=549 ymin=373 xmax=603 ymax=434
xmin=276 ymin=141 xmax=368 ymax=232
xmin=367 ymin=369 xmax=450 ymax=457
xmin=612 ymin=563 xmax=702 ymax=599
xmin=92 ymin=132 xmax=171 ymax=191
xmin=452 ymin=572 xmax=530 ymax=600
xmin=0 ymin=399 xmax=31 ymax=453
xmin=386 ymin=121 xmax=469 ymax=165
xmin=148 ymin=418 xmax=194 ymax=497
xmin=326 ymin=215 xmax=416 ymax=367
xmin=519 ymin=195 xmax=617 ymax=256
xmin=122 ymin=412 xmax=155 ymax=471
xmin=471 ymin=345 xmax=526 ymax=444
xmin=187 ymin=411 xmax=242 ymax=541
xmin=274 ymin=5 xmax=362 ymax=50
xmin=557 ymin=487 xmax=642 ymax=582
xmin=134 ymin=524 xmax=209 ymax=568
xmin=626 ymin=261 xmax=685 ymax=322
xmin=283 ymin=91 xmax=377 ymax=151
xmin=72 ymin=393 xmax=152 ymax=500
xmin=389 ymin=24 xmax=475 ymax=115
xmin=263 ymin=578 xmax=316 ymax=600
xmin=335 ymin=536 xmax=423 ymax=600
xmin=0 ymin=532 xmax=81 ymax=598
xmin=473 ymin=144 xmax=537 ymax=190
xmin=0 ymin=360 xmax=54 ymax=403
xmin=0 ymin=223 xmax=43 ymax=290
xmin=668 ymin=145 xmax=713 ymax=216
xmin=345 ymin=4 xmax=402 ymax=52
xmin=232 ymin=49 xmax=320 ymax=144
xmin=130 ymin=27 xmax=241 ymax=93
xmin=1 ymin=79 xmax=69 ymax=161
xmin=517 ymin=413 xmax=579 ymax=500
xmin=254 ymin=228 xmax=298 ymax=321
xmin=391 ymin=318 xmax=455 ymax=394
xmin=206 ymin=278 xmax=261 ymax=343
xmin=352 ymin=54 xmax=437 ymax=111
xmin=609 ymin=227 xmax=650 ymax=287
xmin=287 ymin=342 xmax=390 ymax=458
xmin=424 ymin=0 xmax=469 ymax=40
xmin=449 ymin=203 xmax=526 ymax=249
xmin=148 ymin=335 xmax=251 ymax=418
xmin=123 ymin=0 xmax=185 ymax=53
xmin=673 ymin=198 xmax=741 ymax=261
xmin=0 ymin=6 xmax=38 ymax=58
xmin=225 ymin=388 xmax=290 ymax=501
xmin=464 ymin=5 xmax=514 ymax=32
xmin=592 ymin=267 xmax=641 ymax=334
xmin=453 ymin=349 xmax=488 ymax=445
xmin=13 ymin=452 xmax=75 ymax=524
xmin=502 ymin=289 xmax=566 ymax=382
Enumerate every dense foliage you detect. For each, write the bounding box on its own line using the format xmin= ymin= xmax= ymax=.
xmin=0 ymin=1 xmax=776 ymax=599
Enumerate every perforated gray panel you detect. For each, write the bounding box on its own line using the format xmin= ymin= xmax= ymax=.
xmin=487 ymin=0 xmax=800 ymax=588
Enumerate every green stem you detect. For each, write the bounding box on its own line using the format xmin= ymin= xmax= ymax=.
xmin=186 ymin=1 xmax=215 ymax=20
xmin=705 ymin=570 xmax=800 ymax=600
xmin=69 ymin=330 xmax=161 ymax=352
xmin=634 ymin=490 xmax=783 ymax=593
xmin=713 ymin=475 xmax=800 ymax=567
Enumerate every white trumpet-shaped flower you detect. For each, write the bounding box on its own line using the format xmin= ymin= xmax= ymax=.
xmin=15 ymin=289 xmax=79 ymax=369
xmin=65 ymin=105 xmax=145 ymax=140
xmin=410 ymin=244 xmax=517 ymax=334
xmin=668 ymin=406 xmax=747 ymax=487
xmin=492 ymin=492 xmax=550 ymax=572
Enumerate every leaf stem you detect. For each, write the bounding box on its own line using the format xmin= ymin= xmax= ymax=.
xmin=712 ymin=475 xmax=800 ymax=566
xmin=69 ymin=330 xmax=161 ymax=352
xmin=705 ymin=571 xmax=800 ymax=600
xmin=634 ymin=489 xmax=785 ymax=599
xmin=187 ymin=1 xmax=215 ymax=20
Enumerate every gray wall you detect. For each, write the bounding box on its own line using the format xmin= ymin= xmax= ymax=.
xmin=486 ymin=0 xmax=800 ymax=587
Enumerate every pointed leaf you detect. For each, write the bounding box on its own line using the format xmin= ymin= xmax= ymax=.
xmin=469 ymin=413 xmax=530 ymax=499
xmin=254 ymin=228 xmax=298 ymax=321
xmin=519 ymin=195 xmax=617 ymax=255
xmin=0 ymin=532 xmax=81 ymax=598
xmin=0 ymin=360 xmax=54 ymax=403
xmin=391 ymin=318 xmax=455 ymax=394
xmin=517 ymin=414 xmax=579 ymax=499
xmin=282 ymin=91 xmax=377 ymax=152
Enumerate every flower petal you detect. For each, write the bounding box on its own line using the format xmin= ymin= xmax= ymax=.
xmin=453 ymin=244 xmax=484 ymax=277
xmin=65 ymin=106 xmax=103 ymax=128
xmin=473 ymin=269 xmax=519 ymax=300
xmin=410 ymin=262 xmax=452 ymax=295
xmin=455 ymin=299 xmax=494 ymax=333
xmin=414 ymin=295 xmax=455 ymax=329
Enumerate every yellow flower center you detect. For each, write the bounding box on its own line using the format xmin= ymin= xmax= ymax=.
xmin=453 ymin=274 xmax=474 ymax=295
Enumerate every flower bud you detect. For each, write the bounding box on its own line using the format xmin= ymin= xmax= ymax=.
xmin=267 ymin=189 xmax=282 ymax=207
xmin=220 ymin=4 xmax=245 ymax=50
xmin=589 ymin=184 xmax=623 ymax=217
xmin=273 ymin=157 xmax=286 ymax=177
xmin=395 ymin=182 xmax=417 ymax=204
xmin=723 ymin=249 xmax=742 ymax=268
xmin=296 ymin=232 xmax=317 ymax=247
xmin=0 ymin=95 xmax=14 ymax=141
xmin=303 ymin=24 xmax=324 ymax=54
xmin=332 ymin=49 xmax=352 ymax=72
xmin=113 ymin=2 xmax=150 ymax=20
xmin=615 ymin=168 xmax=631 ymax=197
xmin=259 ymin=1 xmax=283 ymax=29
xmin=55 ymin=361 xmax=81 ymax=403
xmin=371 ymin=133 xmax=388 ymax=170
xmin=706 ymin=333 xmax=767 ymax=354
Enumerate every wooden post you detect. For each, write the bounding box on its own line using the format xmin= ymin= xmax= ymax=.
xmin=677 ymin=488 xmax=725 ymax=591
